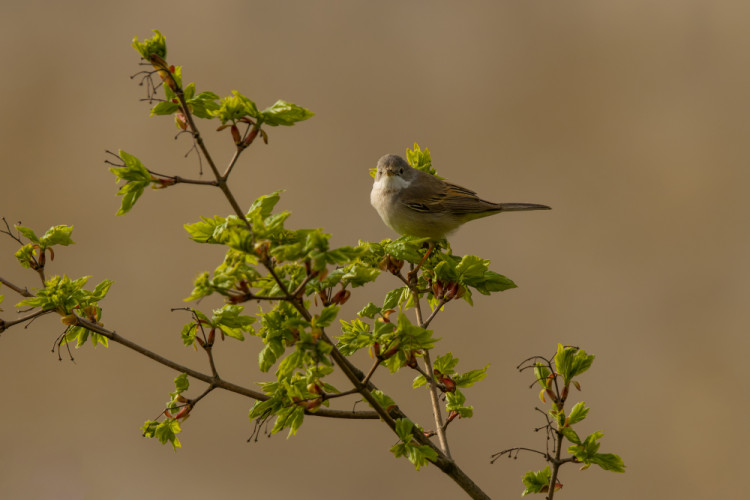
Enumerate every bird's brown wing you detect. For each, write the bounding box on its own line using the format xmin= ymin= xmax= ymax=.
xmin=401 ymin=172 xmax=499 ymax=215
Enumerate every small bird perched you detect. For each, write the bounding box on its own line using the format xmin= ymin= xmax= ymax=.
xmin=370 ymin=154 xmax=550 ymax=240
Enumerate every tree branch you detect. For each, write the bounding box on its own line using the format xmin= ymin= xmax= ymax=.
xmin=0 ymin=276 xmax=34 ymax=297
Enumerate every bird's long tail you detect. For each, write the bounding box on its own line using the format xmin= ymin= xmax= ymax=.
xmin=496 ymin=202 xmax=551 ymax=212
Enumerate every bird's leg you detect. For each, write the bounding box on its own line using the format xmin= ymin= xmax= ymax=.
xmin=406 ymin=242 xmax=434 ymax=285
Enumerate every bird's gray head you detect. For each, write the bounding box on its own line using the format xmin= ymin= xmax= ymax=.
xmin=375 ymin=154 xmax=414 ymax=181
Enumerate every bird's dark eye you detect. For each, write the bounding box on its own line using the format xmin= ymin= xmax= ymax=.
xmin=399 ymin=168 xmax=403 ymax=174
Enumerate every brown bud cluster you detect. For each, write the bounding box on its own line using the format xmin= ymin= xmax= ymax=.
xmin=378 ymin=255 xmax=404 ymax=275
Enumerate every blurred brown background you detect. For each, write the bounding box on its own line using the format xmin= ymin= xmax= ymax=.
xmin=1 ymin=1 xmax=748 ymax=499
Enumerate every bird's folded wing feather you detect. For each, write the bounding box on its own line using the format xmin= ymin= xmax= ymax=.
xmin=403 ymin=175 xmax=498 ymax=214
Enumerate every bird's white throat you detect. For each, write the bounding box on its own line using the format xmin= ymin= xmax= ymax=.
xmin=370 ymin=174 xmax=411 ymax=221
xmin=371 ymin=174 xmax=411 ymax=195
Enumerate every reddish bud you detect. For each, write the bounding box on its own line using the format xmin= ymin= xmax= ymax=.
xmin=331 ymin=289 xmax=351 ymax=305
xmin=546 ymin=388 xmax=557 ymax=403
xmin=405 ymin=351 xmax=418 ymax=368
xmin=173 ymin=405 xmax=191 ymax=420
xmin=307 ymin=383 xmax=319 ymax=394
xmin=60 ymin=314 xmax=78 ymax=326
xmin=231 ymin=125 xmax=241 ymax=145
xmin=304 ymin=399 xmax=322 ymax=411
xmin=175 ymin=112 xmax=188 ymax=130
xmin=242 ymin=127 xmax=259 ymax=147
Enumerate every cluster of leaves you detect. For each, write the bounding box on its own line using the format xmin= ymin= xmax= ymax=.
xmin=175 ymin=186 xmax=509 ymax=449
xmin=391 ymin=418 xmax=439 ymax=470
xmin=14 ymin=224 xmax=74 ymax=271
xmin=142 ymin=373 xmax=191 ymax=451
xmin=110 ymin=30 xmax=314 ymax=217
xmin=10 ymin=224 xmax=113 ymax=348
xmin=519 ymin=345 xmax=625 ymax=496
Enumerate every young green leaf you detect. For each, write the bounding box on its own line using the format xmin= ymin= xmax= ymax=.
xmin=132 ymin=29 xmax=167 ymax=60
xmin=153 ymin=419 xmax=182 ymax=452
xmin=109 ymin=151 xmax=153 ymax=215
xmin=521 ymin=466 xmax=552 ymax=496
xmin=357 ymin=302 xmax=382 ymax=319
xmin=454 ymin=365 xmax=489 ymax=388
xmin=554 ymin=344 xmax=595 ymax=386
xmin=171 ymin=373 xmax=190 ymax=396
xmin=406 ymin=143 xmax=441 ymax=178
xmin=150 ymin=101 xmax=180 ymax=116
xmin=260 ymin=100 xmax=314 ymax=127
xmin=15 ymin=225 xmax=40 ymax=243
xmin=210 ymin=91 xmax=260 ymax=124
xmin=567 ymin=401 xmax=589 ymax=426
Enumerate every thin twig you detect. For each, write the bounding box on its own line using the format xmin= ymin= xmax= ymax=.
xmin=0 ymin=276 xmax=34 ymax=297
xmin=407 ymin=263 xmax=451 ymax=459
xmin=72 ymin=316 xmax=375 ymax=420
xmin=423 ymin=348 xmax=451 ymax=458
xmin=421 ymin=297 xmax=447 ymax=329
xmin=0 ymin=309 xmax=53 ymax=332
xmin=361 ymin=359 xmax=381 ymax=386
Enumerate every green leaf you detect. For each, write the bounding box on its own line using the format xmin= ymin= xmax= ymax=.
xmin=14 ymin=225 xmax=39 ymax=243
xmin=454 ymin=365 xmax=489 ymax=388
xmin=412 ymin=374 xmax=427 ymax=388
xmin=153 ymin=419 xmax=182 ymax=451
xmin=383 ymin=236 xmax=430 ymax=263
xmin=390 ymin=418 xmax=437 ymax=470
xmin=521 ymin=466 xmax=552 ymax=496
xmin=336 ymin=318 xmax=373 ymax=356
xmin=534 ymin=363 xmax=551 ymax=389
xmin=260 ymin=100 xmax=314 ymax=126
xmin=150 ymin=101 xmax=180 ymax=116
xmin=554 ymin=344 xmax=595 ymax=386
xmin=171 ymin=373 xmax=189 ymax=396
xmin=109 ymin=150 xmax=153 ymax=215
xmin=357 ymin=302 xmax=381 ymax=319
xmin=132 ymin=29 xmax=167 ymax=60
xmin=14 ymin=244 xmax=36 ymax=269
xmin=567 ymin=401 xmax=589 ymax=426
xmin=567 ymin=430 xmax=626 ymax=473
xmin=40 ymin=225 xmax=75 ymax=248
xmin=394 ymin=417 xmax=414 ymax=442
xmin=445 ymin=390 xmax=473 ymax=418
xmin=433 ymin=352 xmax=460 ymax=374
xmin=590 ymin=453 xmax=626 ymax=473
xmin=188 ymin=90 xmax=220 ymax=119
xmin=91 ymin=279 xmax=114 ymax=301
xmin=210 ymin=90 xmax=260 ymax=124
xmin=212 ymin=304 xmax=254 ymax=340
xmin=561 ymin=426 xmax=581 ymax=445
xmin=383 ymin=287 xmax=409 ymax=311
xmin=405 ymin=143 xmax=441 ymax=178
xmin=315 ymin=305 xmax=339 ymax=328
xmin=369 ymin=390 xmax=396 ymax=412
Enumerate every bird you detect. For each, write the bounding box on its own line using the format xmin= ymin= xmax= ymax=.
xmin=370 ymin=154 xmax=550 ymax=240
